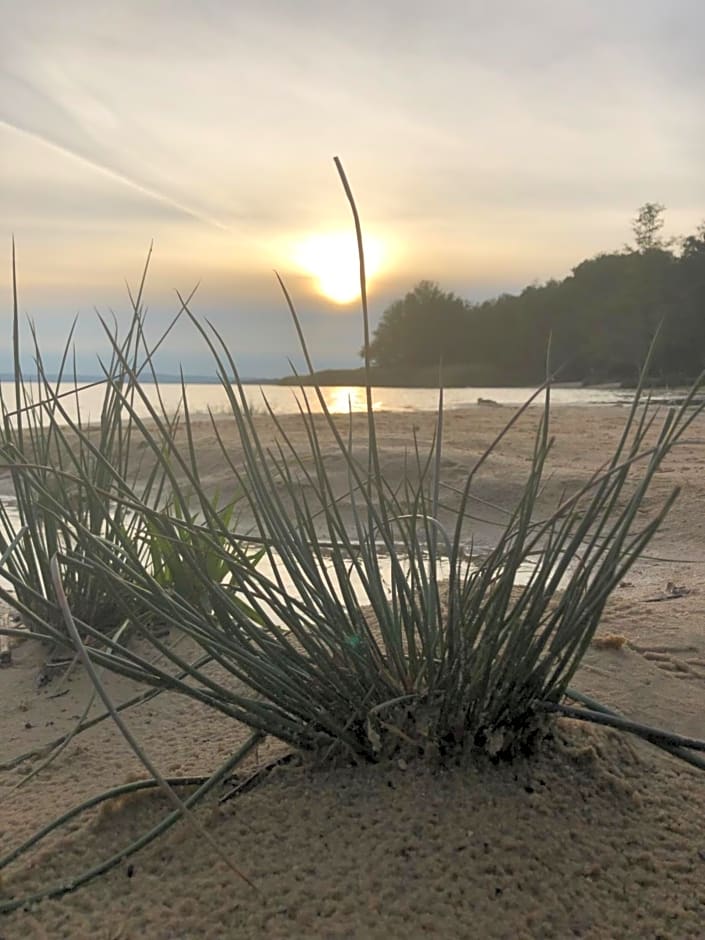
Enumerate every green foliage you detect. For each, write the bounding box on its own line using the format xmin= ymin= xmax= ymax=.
xmin=364 ymin=280 xmax=470 ymax=369
xmin=4 ymin=165 xmax=701 ymax=765
xmin=4 ymin=165 xmax=705 ymax=917
xmin=140 ymin=494 xmax=254 ymax=609
xmin=365 ymin=205 xmax=705 ymax=385
xmin=632 ymin=201 xmax=666 ymax=252
xmin=0 ymin=250 xmax=253 ymax=644
xmin=31 ymin=306 xmax=703 ymax=765
xmin=5 ymin=161 xmax=697 ymax=764
xmin=0 ymin=250 xmax=170 ymax=638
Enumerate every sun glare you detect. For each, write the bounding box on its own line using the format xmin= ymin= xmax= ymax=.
xmin=323 ymin=386 xmax=381 ymax=413
xmin=292 ymin=232 xmax=385 ymax=305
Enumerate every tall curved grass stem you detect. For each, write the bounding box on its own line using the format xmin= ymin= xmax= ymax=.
xmin=563 ymin=688 xmax=705 ymax=771
xmin=0 ymin=733 xmax=262 ymax=914
xmin=544 ymin=700 xmax=705 ymax=753
xmin=1 ymin=774 xmax=211 ymax=870
xmin=0 ymin=651 xmax=213 ymax=773
xmin=0 ymin=620 xmax=137 ymax=802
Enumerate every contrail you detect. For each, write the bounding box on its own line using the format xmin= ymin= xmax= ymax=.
xmin=0 ymin=117 xmax=233 ymax=233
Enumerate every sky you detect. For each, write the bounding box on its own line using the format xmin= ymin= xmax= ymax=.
xmin=2 ymin=0 xmax=705 ymax=376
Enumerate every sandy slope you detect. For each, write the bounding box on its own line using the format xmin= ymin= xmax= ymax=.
xmin=1 ymin=403 xmax=705 ymax=939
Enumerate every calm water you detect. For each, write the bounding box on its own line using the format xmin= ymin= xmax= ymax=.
xmin=0 ymin=379 xmax=583 ymax=598
xmin=0 ymin=380 xmax=640 ymax=425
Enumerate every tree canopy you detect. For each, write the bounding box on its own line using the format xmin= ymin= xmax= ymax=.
xmin=362 ymin=281 xmax=470 ymax=369
xmin=364 ymin=205 xmax=705 ymax=385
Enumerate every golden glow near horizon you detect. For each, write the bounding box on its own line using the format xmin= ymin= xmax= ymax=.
xmin=292 ymin=232 xmax=385 ymax=305
xmin=4 ymin=4 xmax=705 ymax=377
xmin=322 ymin=385 xmax=382 ymax=413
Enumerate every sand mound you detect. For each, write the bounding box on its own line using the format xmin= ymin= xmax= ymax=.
xmin=1 ymin=723 xmax=704 ymax=939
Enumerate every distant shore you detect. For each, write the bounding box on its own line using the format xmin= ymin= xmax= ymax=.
xmin=2 ymin=366 xmax=700 ymax=391
xmin=277 ymin=364 xmax=544 ymax=388
xmin=276 ymin=364 xmax=702 ymax=389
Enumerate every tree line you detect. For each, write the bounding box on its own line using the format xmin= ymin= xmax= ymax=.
xmin=365 ymin=204 xmax=705 ymax=385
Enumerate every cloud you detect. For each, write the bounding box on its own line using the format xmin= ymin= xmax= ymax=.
xmin=0 ymin=114 xmax=232 ymax=232
xmin=2 ymin=0 xmax=704 ymax=374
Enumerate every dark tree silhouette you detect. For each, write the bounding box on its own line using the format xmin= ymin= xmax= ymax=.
xmin=361 ymin=206 xmax=705 ymax=386
xmin=632 ymin=202 xmax=666 ymax=252
xmin=365 ymin=281 xmax=470 ymax=369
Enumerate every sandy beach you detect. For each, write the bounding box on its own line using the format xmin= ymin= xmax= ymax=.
xmin=1 ymin=403 xmax=705 ymax=938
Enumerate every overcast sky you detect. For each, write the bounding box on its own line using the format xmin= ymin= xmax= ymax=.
xmin=2 ymin=1 xmax=704 ymax=375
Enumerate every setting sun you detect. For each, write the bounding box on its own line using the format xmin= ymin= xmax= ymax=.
xmin=292 ymin=232 xmax=385 ymax=304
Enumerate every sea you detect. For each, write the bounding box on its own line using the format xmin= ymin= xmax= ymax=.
xmin=0 ymin=380 xmax=654 ymax=605
xmin=0 ymin=380 xmax=650 ymax=426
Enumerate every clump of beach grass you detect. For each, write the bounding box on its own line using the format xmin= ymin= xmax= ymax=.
xmin=2 ymin=158 xmax=705 ymax=912
xmin=5 ymin=159 xmax=704 ymax=761
xmin=0 ymin=249 xmax=175 ymax=641
xmin=0 ymin=250 xmax=253 ymax=649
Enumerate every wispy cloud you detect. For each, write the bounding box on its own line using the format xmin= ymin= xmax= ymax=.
xmin=1 ymin=118 xmax=232 ymax=230
xmin=2 ymin=0 xmax=704 ymax=373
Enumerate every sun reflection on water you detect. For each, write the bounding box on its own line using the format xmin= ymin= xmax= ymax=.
xmin=323 ymin=386 xmax=383 ymax=413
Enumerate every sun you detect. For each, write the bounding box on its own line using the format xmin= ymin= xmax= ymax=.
xmin=292 ymin=231 xmax=384 ymax=305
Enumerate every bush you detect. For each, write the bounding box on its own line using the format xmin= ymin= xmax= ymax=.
xmin=0 ymin=252 xmax=253 ymax=646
